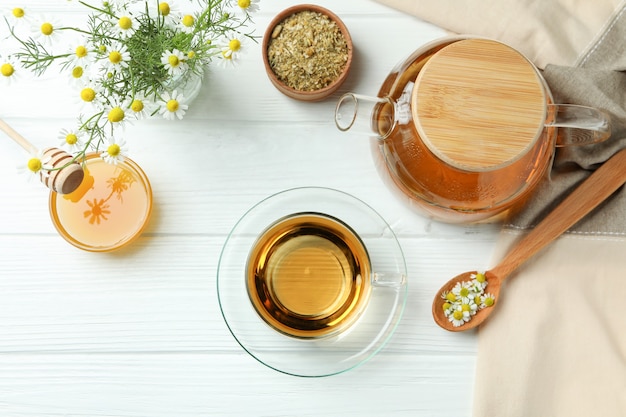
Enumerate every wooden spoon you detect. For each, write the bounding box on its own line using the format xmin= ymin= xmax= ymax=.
xmin=432 ymin=147 xmax=626 ymax=332
xmin=0 ymin=118 xmax=84 ymax=194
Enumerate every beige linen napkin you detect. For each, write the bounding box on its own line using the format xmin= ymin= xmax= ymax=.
xmin=374 ymin=0 xmax=625 ymax=69
xmin=372 ymin=0 xmax=626 ymax=415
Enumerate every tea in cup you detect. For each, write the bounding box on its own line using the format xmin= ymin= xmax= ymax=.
xmin=247 ymin=212 xmax=372 ymax=339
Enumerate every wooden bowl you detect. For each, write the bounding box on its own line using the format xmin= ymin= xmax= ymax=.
xmin=262 ymin=4 xmax=353 ymax=102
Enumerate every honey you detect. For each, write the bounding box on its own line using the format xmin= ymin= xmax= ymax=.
xmin=49 ymin=153 xmax=152 ymax=251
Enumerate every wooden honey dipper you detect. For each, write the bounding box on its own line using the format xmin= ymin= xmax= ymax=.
xmin=0 ymin=118 xmax=85 ymax=195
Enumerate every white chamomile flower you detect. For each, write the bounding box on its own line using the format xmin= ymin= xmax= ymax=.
xmin=178 ymin=13 xmax=196 ymax=34
xmin=68 ymin=63 xmax=90 ymax=87
xmin=19 ymin=150 xmax=52 ymax=181
xmin=69 ymin=40 xmax=93 ymax=66
xmin=124 ymin=94 xmax=153 ymax=120
xmin=159 ymin=90 xmax=188 ymax=120
xmin=449 ymin=305 xmax=471 ymax=327
xmin=481 ymin=293 xmax=496 ymax=309
xmin=100 ymin=136 xmax=128 ymax=165
xmin=76 ymin=81 xmax=105 ymax=112
xmin=58 ymin=128 xmax=86 ymax=153
xmin=461 ymin=299 xmax=478 ymax=317
xmin=154 ymin=1 xmax=181 ymax=26
xmin=104 ymin=42 xmax=131 ymax=73
xmin=4 ymin=6 xmax=31 ymax=32
xmin=0 ymin=55 xmax=20 ymax=86
xmin=451 ymin=281 xmax=473 ymax=301
xmin=236 ymin=0 xmax=260 ymax=14
xmin=441 ymin=290 xmax=457 ymax=304
xmin=441 ymin=299 xmax=454 ymax=317
xmin=114 ymin=14 xmax=137 ymax=39
xmin=105 ymin=98 xmax=130 ymax=127
xmin=471 ymin=271 xmax=488 ymax=291
xmin=161 ymin=49 xmax=188 ymax=76
xmin=31 ymin=15 xmax=62 ymax=45
xmin=219 ymin=35 xmax=245 ymax=64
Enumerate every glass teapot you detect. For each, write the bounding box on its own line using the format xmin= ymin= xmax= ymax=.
xmin=335 ymin=36 xmax=611 ymax=223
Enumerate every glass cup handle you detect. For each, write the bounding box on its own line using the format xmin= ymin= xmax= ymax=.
xmin=546 ymin=104 xmax=612 ymax=146
xmin=372 ymin=272 xmax=407 ymax=287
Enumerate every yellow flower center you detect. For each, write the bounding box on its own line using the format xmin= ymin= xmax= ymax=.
xmin=75 ymin=45 xmax=88 ymax=58
xmin=475 ymin=273 xmax=486 ymax=283
xmin=80 ymin=88 xmax=96 ymax=102
xmin=27 ymin=158 xmax=43 ymax=173
xmin=461 ymin=304 xmax=471 ymax=312
xmin=229 ymin=39 xmax=241 ymax=52
xmin=65 ymin=133 xmax=78 ymax=145
xmin=237 ymin=0 xmax=251 ymax=8
xmin=40 ymin=22 xmax=54 ymax=36
xmin=452 ymin=310 xmax=464 ymax=321
xmin=12 ymin=8 xmax=25 ymax=18
xmin=459 ymin=287 xmax=470 ymax=298
xmin=484 ymin=297 xmax=495 ymax=307
xmin=159 ymin=2 xmax=171 ymax=16
xmin=187 ymin=51 xmax=196 ymax=59
xmin=107 ymin=144 xmax=121 ymax=157
xmin=131 ymin=99 xmax=144 ymax=112
xmin=445 ymin=292 xmax=456 ymax=303
xmin=442 ymin=302 xmax=451 ymax=311
xmin=72 ymin=66 xmax=84 ymax=78
xmin=182 ymin=14 xmax=194 ymax=27
xmin=168 ymin=55 xmax=180 ymax=67
xmin=119 ymin=16 xmax=132 ymax=30
xmin=99 ymin=45 xmax=107 ymax=53
xmin=166 ymin=99 xmax=179 ymax=112
xmin=108 ymin=107 xmax=125 ymax=122
xmin=109 ymin=51 xmax=122 ymax=64
xmin=1 ymin=63 xmax=15 ymax=77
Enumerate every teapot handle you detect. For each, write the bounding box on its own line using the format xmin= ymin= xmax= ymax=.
xmin=546 ymin=104 xmax=611 ymax=146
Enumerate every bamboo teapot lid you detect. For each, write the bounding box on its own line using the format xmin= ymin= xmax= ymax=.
xmin=412 ymin=38 xmax=546 ymax=170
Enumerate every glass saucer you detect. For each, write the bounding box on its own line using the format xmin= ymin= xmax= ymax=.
xmin=217 ymin=187 xmax=407 ymax=377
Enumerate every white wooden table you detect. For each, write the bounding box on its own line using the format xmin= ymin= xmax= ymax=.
xmin=0 ymin=1 xmax=502 ymax=415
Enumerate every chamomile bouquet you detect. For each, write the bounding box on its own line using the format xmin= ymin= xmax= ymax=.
xmin=1 ymin=0 xmax=259 ymax=177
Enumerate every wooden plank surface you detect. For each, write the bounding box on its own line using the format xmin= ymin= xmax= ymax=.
xmin=0 ymin=1 xmax=499 ymax=415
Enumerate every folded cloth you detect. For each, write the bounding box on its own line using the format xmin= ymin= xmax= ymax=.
xmin=374 ymin=0 xmax=625 ymax=69
xmin=475 ymin=233 xmax=626 ymax=417
xmin=372 ymin=1 xmax=626 ymax=416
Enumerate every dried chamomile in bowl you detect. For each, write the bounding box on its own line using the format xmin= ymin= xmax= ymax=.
xmin=262 ymin=4 xmax=353 ymax=101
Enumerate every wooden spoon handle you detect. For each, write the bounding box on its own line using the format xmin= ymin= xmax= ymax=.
xmin=491 ymin=148 xmax=626 ymax=280
xmin=0 ymin=118 xmax=38 ymax=154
